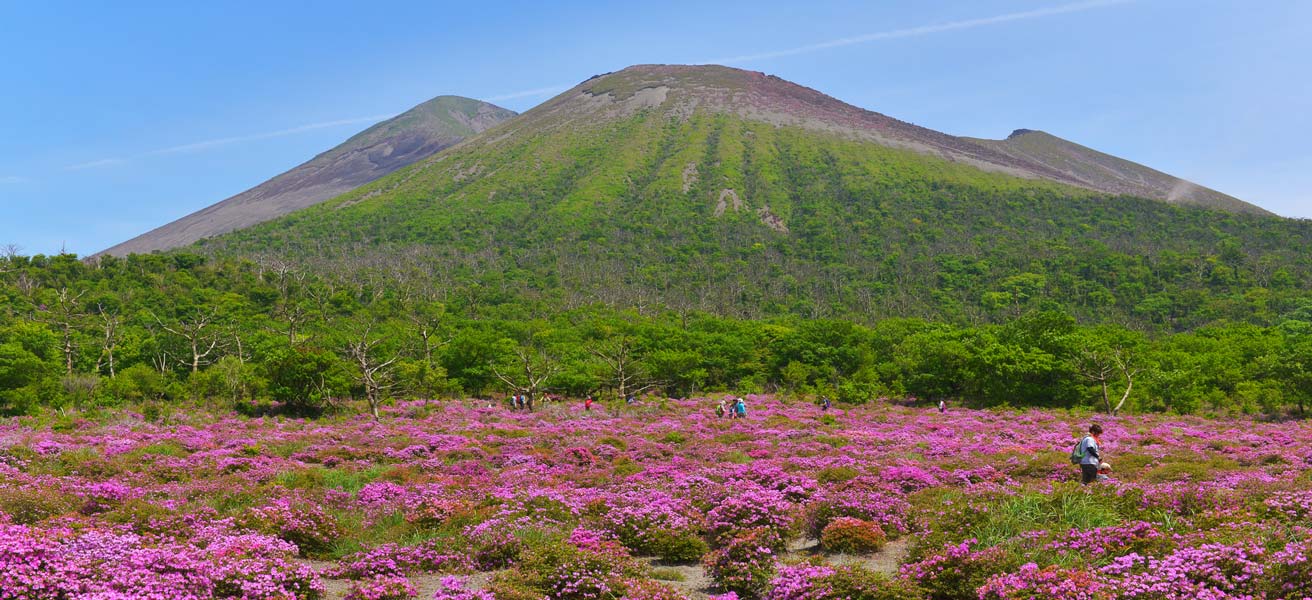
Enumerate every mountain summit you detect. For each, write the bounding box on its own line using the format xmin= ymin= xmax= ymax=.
xmin=98 ymin=95 xmax=516 ymax=256
xmin=537 ymin=65 xmax=1260 ymax=214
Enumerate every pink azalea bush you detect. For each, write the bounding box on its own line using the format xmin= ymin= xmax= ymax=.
xmin=1 ymin=396 xmax=1311 ymax=598
xmin=344 ymin=574 xmax=416 ymax=600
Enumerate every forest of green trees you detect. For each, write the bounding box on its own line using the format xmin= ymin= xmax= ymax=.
xmin=2 ymin=250 xmax=1309 ymax=418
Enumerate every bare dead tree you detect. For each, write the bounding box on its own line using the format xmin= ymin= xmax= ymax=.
xmin=45 ymin=288 xmax=87 ymax=375
xmin=343 ymin=322 xmax=399 ymax=420
xmin=154 ymin=309 xmax=221 ymax=374
xmin=491 ymin=345 xmax=562 ymax=412
xmin=0 ymin=243 xmax=19 ymax=273
xmin=406 ymin=301 xmax=448 ymax=367
xmin=1078 ymin=346 xmax=1140 ymax=415
xmin=93 ymin=303 xmax=121 ymax=378
xmin=590 ymin=337 xmax=660 ymax=402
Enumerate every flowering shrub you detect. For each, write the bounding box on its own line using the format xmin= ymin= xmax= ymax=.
xmin=245 ymin=497 xmax=342 ymax=556
xmin=900 ymin=539 xmax=1017 ymax=600
xmin=1264 ymin=537 xmax=1312 ymax=599
xmin=1262 ymin=490 xmax=1312 ymax=520
xmin=344 ymin=574 xmax=416 ymax=600
xmin=2 ymin=397 xmax=1312 ymax=597
xmin=431 ymin=576 xmax=495 ymax=600
xmin=596 ymin=488 xmax=705 ymax=559
xmin=486 ymin=537 xmax=648 ymax=599
xmin=0 ymin=523 xmax=324 ymax=599
xmin=768 ymin=563 xmax=922 ymax=600
xmin=819 ymin=517 xmax=886 ymax=554
xmin=802 ymin=484 xmax=910 ymax=539
xmin=1043 ymin=521 xmax=1173 ymax=563
xmin=707 ymin=487 xmax=795 ymax=549
xmin=327 ymin=541 xmax=473 ymax=579
xmin=703 ymin=527 xmax=779 ymax=599
xmin=977 ymin=562 xmax=1109 ymax=599
xmin=1098 ymin=542 xmax=1268 ymax=599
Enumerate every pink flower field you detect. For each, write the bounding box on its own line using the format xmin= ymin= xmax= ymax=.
xmin=2 ymin=398 xmax=1311 ymax=599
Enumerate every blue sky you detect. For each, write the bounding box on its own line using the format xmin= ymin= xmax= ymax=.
xmin=1 ymin=0 xmax=1309 ymax=256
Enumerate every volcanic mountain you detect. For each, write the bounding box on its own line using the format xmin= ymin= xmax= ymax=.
xmin=98 ymin=96 xmax=516 ymax=256
xmin=187 ymin=64 xmax=1303 ymax=324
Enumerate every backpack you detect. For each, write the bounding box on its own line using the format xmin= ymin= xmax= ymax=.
xmin=1069 ymin=438 xmax=1086 ymax=464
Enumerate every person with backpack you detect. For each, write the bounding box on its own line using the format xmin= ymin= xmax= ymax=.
xmin=1071 ymin=424 xmax=1104 ymax=484
xmin=734 ymin=397 xmax=747 ymax=418
xmin=715 ymin=398 xmax=726 ymax=419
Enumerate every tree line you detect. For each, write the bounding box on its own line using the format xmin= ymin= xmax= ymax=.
xmin=1 ymin=251 xmax=1309 ymax=418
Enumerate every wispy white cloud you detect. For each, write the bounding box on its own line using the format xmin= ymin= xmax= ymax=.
xmin=63 ymin=114 xmax=394 ymax=170
xmin=143 ymin=114 xmax=393 ymax=156
xmin=703 ymin=0 xmax=1138 ymax=65
xmin=0 ymin=175 xmax=29 ymax=184
xmin=484 ymin=85 xmax=572 ymax=102
xmin=65 ymin=158 xmax=128 ymax=171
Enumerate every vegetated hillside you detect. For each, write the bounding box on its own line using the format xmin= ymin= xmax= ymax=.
xmin=197 ymin=64 xmax=1310 ymax=329
xmin=98 ymin=96 xmax=516 ymax=257
xmin=965 ymin=128 xmax=1258 ymax=214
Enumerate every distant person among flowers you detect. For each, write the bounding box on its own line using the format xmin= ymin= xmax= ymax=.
xmin=938 ymin=399 xmax=946 ymax=413
xmin=716 ymin=398 xmax=727 ymax=418
xmin=734 ymin=397 xmax=747 ymax=418
xmin=585 ymin=396 xmax=593 ymax=411
xmin=1096 ymin=461 xmax=1113 ymax=483
xmin=820 ymin=396 xmax=831 ymax=411
xmin=1076 ymin=424 xmax=1104 ymax=484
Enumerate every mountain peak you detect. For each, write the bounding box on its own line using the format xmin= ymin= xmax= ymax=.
xmin=518 ymin=64 xmax=1264 ymax=213
xmin=98 ymin=96 xmax=516 ymax=256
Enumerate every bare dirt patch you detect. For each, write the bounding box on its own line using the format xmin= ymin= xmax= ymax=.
xmin=682 ymin=162 xmax=699 ymax=193
xmin=713 ymin=188 xmax=742 ymax=216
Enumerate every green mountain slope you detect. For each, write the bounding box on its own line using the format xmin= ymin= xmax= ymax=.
xmin=197 ymin=65 xmax=1310 ymax=328
xmin=99 ymin=96 xmax=516 ymax=257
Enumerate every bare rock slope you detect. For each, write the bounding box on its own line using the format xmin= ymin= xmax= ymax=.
xmin=965 ymin=129 xmax=1264 ymax=214
xmin=98 ymin=96 xmax=516 ymax=256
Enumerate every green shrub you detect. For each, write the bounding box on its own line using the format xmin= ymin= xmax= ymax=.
xmin=648 ymin=528 xmax=709 ymax=563
xmin=816 ymin=466 xmax=860 ymax=484
xmin=702 ymin=527 xmax=778 ymax=599
xmin=820 ymin=517 xmax=887 ymax=554
xmin=819 ymin=565 xmax=925 ymax=600
xmin=1143 ymin=462 xmax=1212 ymax=483
xmin=0 ymin=487 xmax=75 ymax=524
xmin=651 ymin=567 xmax=687 ymax=582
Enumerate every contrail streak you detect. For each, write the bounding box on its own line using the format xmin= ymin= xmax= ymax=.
xmin=64 ymin=114 xmax=393 ymax=170
xmin=704 ymin=0 xmax=1137 ymax=65
xmin=144 ymin=115 xmax=393 ymax=156
xmin=484 ymin=85 xmax=572 ymax=102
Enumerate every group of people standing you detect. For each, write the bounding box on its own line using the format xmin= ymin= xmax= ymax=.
xmin=715 ymin=397 xmax=748 ymax=419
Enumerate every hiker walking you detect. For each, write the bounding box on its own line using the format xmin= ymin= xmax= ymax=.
xmin=1073 ymin=424 xmax=1104 ymax=484
xmin=733 ymin=397 xmax=747 ymax=419
xmin=585 ymin=395 xmax=593 ymax=412
xmin=820 ymin=396 xmax=831 ymax=411
xmin=938 ymin=399 xmax=946 ymax=413
xmin=715 ymin=398 xmax=726 ymax=418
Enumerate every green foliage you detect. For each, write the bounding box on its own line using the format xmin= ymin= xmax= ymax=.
xmin=816 ymin=566 xmax=926 ymax=600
